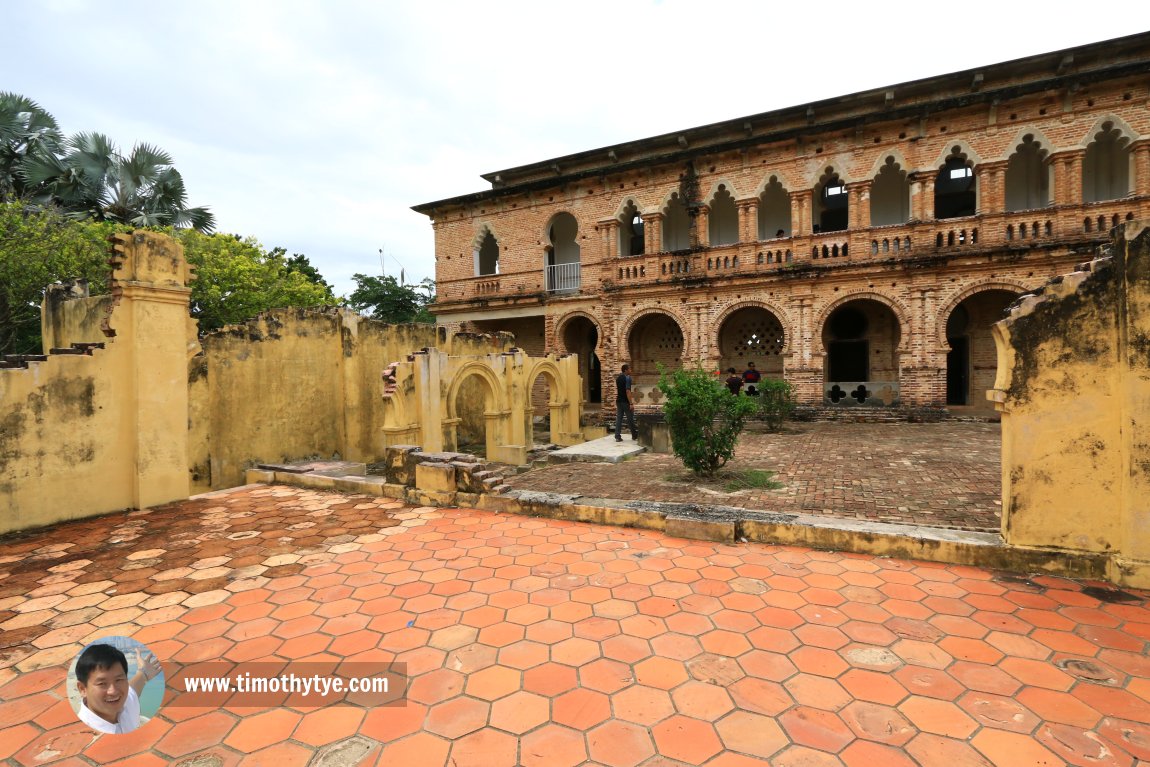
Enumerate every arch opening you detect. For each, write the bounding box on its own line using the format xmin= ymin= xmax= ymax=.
xmin=758 ymin=176 xmax=791 ymax=239
xmin=627 ymin=313 xmax=685 ymax=388
xmin=822 ymin=299 xmax=901 ymax=405
xmin=663 ymin=193 xmax=690 ymax=251
xmin=709 ymin=184 xmax=739 ymax=246
xmin=452 ymin=372 xmax=493 ymax=456
xmin=619 ymin=201 xmax=644 ymax=256
xmin=561 ymin=316 xmax=601 ymax=405
xmin=475 ymin=229 xmax=499 ymax=276
xmin=945 ymin=289 xmax=1019 ymax=407
xmin=1083 ymin=121 xmax=1132 ymax=203
xmin=870 ymin=156 xmax=910 ymax=226
xmin=1005 ymin=134 xmax=1050 ymax=212
xmin=718 ymin=307 xmax=785 ymax=378
xmin=546 ymin=212 xmax=581 ymax=293
xmin=814 ymin=168 xmax=848 ymax=233
xmin=935 ymin=149 xmax=976 ymax=219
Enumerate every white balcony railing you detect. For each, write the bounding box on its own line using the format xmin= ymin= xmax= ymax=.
xmin=545 ymin=262 xmax=580 ymax=293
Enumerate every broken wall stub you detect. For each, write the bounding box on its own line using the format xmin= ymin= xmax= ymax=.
xmin=0 ymin=232 xmax=195 ymax=534
xmin=990 ymin=220 xmax=1150 ymax=588
xmin=380 ymin=347 xmax=584 ymax=466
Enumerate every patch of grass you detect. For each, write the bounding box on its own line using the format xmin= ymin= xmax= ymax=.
xmin=723 ymin=469 xmax=783 ymax=492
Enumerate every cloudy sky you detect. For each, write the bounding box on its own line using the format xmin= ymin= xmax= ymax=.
xmin=8 ymin=2 xmax=1145 ymax=295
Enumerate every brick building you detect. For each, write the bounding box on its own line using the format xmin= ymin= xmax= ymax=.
xmin=413 ymin=32 xmax=1150 ymax=416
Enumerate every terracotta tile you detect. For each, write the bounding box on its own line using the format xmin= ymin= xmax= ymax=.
xmin=223 ymin=708 xmax=301 ymax=752
xmin=360 ymin=701 xmax=428 ymax=743
xmin=769 ymin=744 xmax=846 ymax=766
xmin=999 ymin=657 xmax=1075 ymax=691
xmin=779 ymin=705 xmax=855 ymax=753
xmin=671 ymin=680 xmax=735 ymax=720
xmin=587 ymin=719 xmax=655 ymax=767
xmin=634 ymin=656 xmax=689 ymax=689
xmin=523 ymin=662 xmax=578 ymax=696
xmin=790 ymin=646 xmax=849 ymax=678
xmin=292 ymin=706 xmax=364 ymax=747
xmin=554 ymin=687 xmax=612 ymax=729
xmin=489 ymin=691 xmax=549 ymax=734
xmin=899 ymin=696 xmax=977 ymax=738
xmin=465 ymin=664 xmax=520 ymax=701
xmin=958 ymin=690 xmax=1040 ymax=733
xmin=238 ymin=741 xmax=314 ymax=767
xmin=971 ymin=728 xmax=1063 ymax=766
xmin=155 ymin=711 xmax=238 ymax=758
xmin=716 ymin=709 xmax=789 ymax=759
xmin=893 ymin=665 xmax=963 ymax=700
xmin=520 ymin=724 xmax=587 ymax=767
xmin=376 ymin=732 xmax=450 ymax=766
xmin=786 ymin=673 xmax=852 ymax=711
xmin=651 ymin=714 xmax=723 ymax=764
xmin=612 ymin=684 xmax=675 ymax=725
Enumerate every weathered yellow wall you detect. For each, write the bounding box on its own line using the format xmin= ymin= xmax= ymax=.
xmin=41 ymin=281 xmax=113 ymax=352
xmin=1 ymin=232 xmax=194 ymax=534
xmin=991 ymin=220 xmax=1150 ymax=588
xmin=188 ymin=314 xmax=519 ymax=491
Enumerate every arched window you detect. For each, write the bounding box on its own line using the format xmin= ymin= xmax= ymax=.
xmin=663 ymin=193 xmax=690 ymax=252
xmin=757 ymin=176 xmax=791 ymax=239
xmin=870 ymin=156 xmax=910 ymax=226
xmin=619 ymin=201 xmax=644 ymax=256
xmin=814 ymin=168 xmax=848 ymax=233
xmin=1004 ymin=135 xmax=1049 ymax=212
xmin=475 ymin=229 xmax=499 ymax=276
xmin=935 ymin=149 xmax=976 ymax=219
xmin=1083 ymin=122 xmax=1132 ymax=203
xmin=708 ymin=184 xmax=738 ymax=246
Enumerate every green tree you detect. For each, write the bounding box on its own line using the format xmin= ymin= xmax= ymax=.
xmin=176 ymin=230 xmax=334 ymax=331
xmin=657 ymin=365 xmax=758 ymax=478
xmin=23 ymin=132 xmax=215 ymax=232
xmin=0 ymin=92 xmax=62 ymax=202
xmin=278 ymin=250 xmax=333 ymax=293
xmin=0 ymin=203 xmax=123 ymax=355
xmin=346 ymin=273 xmax=435 ymax=324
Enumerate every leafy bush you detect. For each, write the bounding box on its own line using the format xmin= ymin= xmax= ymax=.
xmin=657 ymin=365 xmax=758 ymax=478
xmin=757 ymin=378 xmax=797 ymax=432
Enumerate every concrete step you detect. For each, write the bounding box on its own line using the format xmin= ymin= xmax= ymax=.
xmin=548 ymin=435 xmax=646 ymax=464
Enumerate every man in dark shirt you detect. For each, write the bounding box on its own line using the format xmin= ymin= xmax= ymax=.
xmin=615 ymin=364 xmax=637 ymax=441
xmin=742 ymin=361 xmax=762 ymax=396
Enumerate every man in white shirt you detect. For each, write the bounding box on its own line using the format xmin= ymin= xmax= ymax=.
xmin=75 ymin=644 xmax=160 ymax=734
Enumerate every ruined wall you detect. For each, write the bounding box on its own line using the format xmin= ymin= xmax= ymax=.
xmin=991 ymin=220 xmax=1150 ymax=588
xmin=189 ymin=313 xmax=514 ymax=491
xmin=0 ymin=232 xmax=194 ymax=534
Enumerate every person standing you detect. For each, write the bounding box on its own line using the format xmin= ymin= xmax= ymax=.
xmin=615 ymin=364 xmax=638 ymax=441
xmin=742 ymin=361 xmax=762 ymax=396
xmin=725 ymin=367 xmax=743 ymax=395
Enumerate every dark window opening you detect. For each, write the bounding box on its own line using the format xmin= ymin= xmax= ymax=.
xmin=935 ymin=155 xmax=976 ymax=219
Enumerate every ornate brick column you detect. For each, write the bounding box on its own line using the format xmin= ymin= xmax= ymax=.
xmin=695 ymin=205 xmax=710 ymax=248
xmin=977 ymin=160 xmax=1008 ymax=215
xmin=847 ymin=180 xmax=871 ymax=231
xmin=737 ymin=197 xmax=759 ymax=243
xmin=600 ymin=218 xmax=619 ymax=260
xmin=645 ymin=212 xmax=664 ymax=253
xmin=790 ymin=190 xmax=811 ymax=235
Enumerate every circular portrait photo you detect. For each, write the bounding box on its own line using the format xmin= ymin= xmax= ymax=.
xmin=66 ymin=636 xmax=164 ymax=735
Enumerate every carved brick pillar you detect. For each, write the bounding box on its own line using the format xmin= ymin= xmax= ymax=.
xmin=787 ymin=293 xmax=821 ymax=404
xmin=601 ymin=218 xmax=619 ymax=260
xmin=1061 ymin=149 xmax=1085 ymax=206
xmin=1132 ymin=139 xmax=1150 ymax=195
xmin=902 ymin=288 xmax=945 ymax=407
xmin=737 ymin=197 xmax=759 ymax=243
xmin=847 ymin=181 xmax=871 ymax=231
xmin=977 ymin=161 xmax=1008 ymax=215
xmin=695 ymin=205 xmax=710 ymax=248
xmin=790 ymin=190 xmax=811 ymax=235
xmin=645 ymin=212 xmax=664 ymax=253
xmin=920 ymin=174 xmax=936 ymax=221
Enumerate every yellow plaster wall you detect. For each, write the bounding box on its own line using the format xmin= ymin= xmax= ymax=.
xmin=0 ymin=232 xmax=194 ymax=534
xmin=991 ymin=220 xmax=1150 ymax=588
xmin=188 ymin=315 xmax=519 ymax=491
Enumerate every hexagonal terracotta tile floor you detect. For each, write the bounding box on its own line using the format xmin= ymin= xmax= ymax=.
xmin=1 ymin=484 xmax=1148 ymax=766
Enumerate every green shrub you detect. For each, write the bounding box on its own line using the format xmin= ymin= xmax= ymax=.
xmin=657 ymin=365 xmax=758 ymax=478
xmin=757 ymin=378 xmax=796 ymax=432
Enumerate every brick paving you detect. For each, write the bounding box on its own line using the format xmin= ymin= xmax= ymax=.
xmin=512 ymin=421 xmax=1003 ymax=531
xmin=2 ymin=485 xmax=1149 ymax=766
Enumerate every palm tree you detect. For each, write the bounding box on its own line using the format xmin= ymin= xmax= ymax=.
xmin=0 ymin=92 xmax=62 ymax=201
xmin=23 ymin=132 xmax=215 ymax=232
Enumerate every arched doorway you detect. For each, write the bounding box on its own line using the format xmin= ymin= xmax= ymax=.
xmin=822 ymin=300 xmax=902 ymax=405
xmin=717 ymin=307 xmax=785 ymax=377
xmin=561 ymin=316 xmax=601 ymax=404
xmin=527 ymin=370 xmax=557 ymax=446
xmin=452 ymin=372 xmax=492 ymax=455
xmin=945 ymin=290 xmax=1019 ymax=406
xmin=627 ymin=313 xmax=685 ymax=398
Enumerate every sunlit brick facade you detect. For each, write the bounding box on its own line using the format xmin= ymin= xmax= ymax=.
xmin=414 ymin=33 xmax=1150 ymax=414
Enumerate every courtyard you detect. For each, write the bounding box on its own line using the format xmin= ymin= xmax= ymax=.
xmin=512 ymin=421 xmax=1003 ymax=532
xmin=1 ymin=483 xmax=1148 ymax=766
